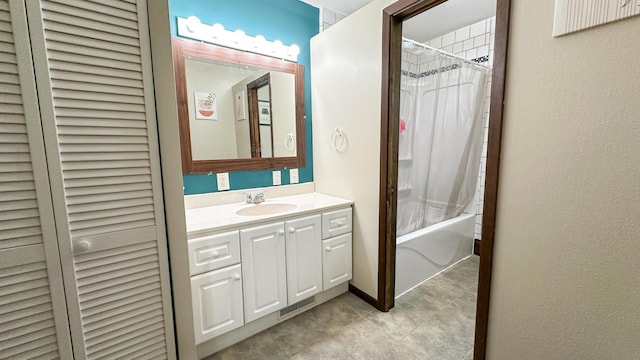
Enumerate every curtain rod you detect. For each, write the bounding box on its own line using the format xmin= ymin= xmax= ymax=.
xmin=401 ymin=37 xmax=490 ymax=71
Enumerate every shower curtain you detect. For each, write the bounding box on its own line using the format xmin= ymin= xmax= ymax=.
xmin=396 ymin=42 xmax=490 ymax=237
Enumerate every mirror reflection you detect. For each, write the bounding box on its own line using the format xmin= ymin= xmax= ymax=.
xmin=185 ymin=58 xmax=296 ymax=161
xmin=255 ymin=77 xmax=273 ymax=158
xmin=173 ymin=38 xmax=306 ymax=174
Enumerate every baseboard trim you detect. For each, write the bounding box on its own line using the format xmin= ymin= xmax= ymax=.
xmin=474 ymin=238 xmax=481 ymax=256
xmin=348 ymin=284 xmax=381 ymax=310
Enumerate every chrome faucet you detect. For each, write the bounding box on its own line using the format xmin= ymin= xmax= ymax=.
xmin=252 ymin=192 xmax=265 ymax=204
xmin=245 ymin=192 xmax=265 ymax=204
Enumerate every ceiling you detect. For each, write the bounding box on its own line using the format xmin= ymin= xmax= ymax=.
xmin=300 ymin=0 xmax=496 ymax=42
xmin=299 ymin=0 xmax=374 ymax=16
xmin=403 ymin=0 xmax=496 ymax=42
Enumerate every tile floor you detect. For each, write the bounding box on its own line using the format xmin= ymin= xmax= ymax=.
xmin=206 ymin=255 xmax=479 ymax=360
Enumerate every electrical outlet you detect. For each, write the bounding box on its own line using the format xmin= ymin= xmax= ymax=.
xmin=272 ymin=170 xmax=281 ymax=186
xmin=216 ymin=172 xmax=230 ymax=191
xmin=289 ymin=168 xmax=299 ymax=184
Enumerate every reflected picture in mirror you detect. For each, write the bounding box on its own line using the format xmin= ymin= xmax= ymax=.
xmin=235 ymin=91 xmax=246 ymax=120
xmin=185 ymin=58 xmax=294 ymax=160
xmin=173 ymin=38 xmax=305 ymax=174
xmin=194 ymin=92 xmax=217 ymax=120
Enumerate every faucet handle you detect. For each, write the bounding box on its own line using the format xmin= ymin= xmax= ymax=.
xmin=242 ymin=192 xmax=253 ymax=204
xmin=253 ymin=192 xmax=265 ymax=204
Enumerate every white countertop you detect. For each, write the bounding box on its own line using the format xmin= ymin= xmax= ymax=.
xmin=185 ymin=192 xmax=353 ymax=238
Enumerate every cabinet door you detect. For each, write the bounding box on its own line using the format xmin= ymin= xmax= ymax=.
xmin=24 ymin=1 xmax=176 ymax=358
xmin=240 ymin=222 xmax=287 ymax=323
xmin=191 ymin=264 xmax=244 ymax=344
xmin=286 ymin=215 xmax=322 ymax=304
xmin=322 ymin=233 xmax=352 ymax=290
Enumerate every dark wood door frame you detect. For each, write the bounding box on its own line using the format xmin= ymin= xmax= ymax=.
xmin=247 ymin=73 xmax=271 ymax=158
xmin=377 ymin=0 xmax=511 ymax=359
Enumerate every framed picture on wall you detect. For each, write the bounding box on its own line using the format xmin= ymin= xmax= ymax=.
xmin=194 ymin=92 xmax=217 ymax=120
xmin=258 ymin=100 xmax=271 ymax=125
xmin=553 ymin=0 xmax=640 ymax=36
xmin=235 ymin=91 xmax=247 ymax=120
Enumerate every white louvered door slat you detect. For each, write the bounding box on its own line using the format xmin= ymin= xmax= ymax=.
xmin=25 ymin=0 xmax=176 ymax=358
xmin=0 ymin=0 xmax=71 ymax=358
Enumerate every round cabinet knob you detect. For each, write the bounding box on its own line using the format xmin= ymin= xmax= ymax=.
xmin=233 ymin=273 xmax=241 ymax=281
xmin=74 ymin=240 xmax=91 ymax=254
xmin=210 ymin=251 xmax=219 ymax=258
xmin=337 ymin=221 xmax=345 ymax=227
xmin=289 ymin=228 xmax=296 ymax=233
xmin=325 ymin=246 xmax=333 ymax=252
xmin=278 ymin=230 xmax=285 ymax=236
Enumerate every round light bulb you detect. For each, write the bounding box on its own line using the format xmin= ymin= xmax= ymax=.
xmin=185 ymin=16 xmax=201 ymax=33
xmin=234 ymin=29 xmax=246 ymax=45
xmin=253 ymin=35 xmax=266 ymax=49
xmin=272 ymin=40 xmax=284 ymax=54
xmin=210 ymin=23 xmax=225 ymax=39
xmin=288 ymin=44 xmax=300 ymax=57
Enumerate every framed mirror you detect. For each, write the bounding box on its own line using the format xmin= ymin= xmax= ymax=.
xmin=172 ymin=38 xmax=306 ymax=174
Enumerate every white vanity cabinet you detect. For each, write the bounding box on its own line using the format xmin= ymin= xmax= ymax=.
xmin=322 ymin=208 xmax=353 ymax=290
xmin=189 ymin=231 xmax=244 ymax=343
xmin=285 ymin=214 xmax=323 ymax=304
xmin=185 ymin=194 xmax=354 ymax=357
xmin=240 ymin=222 xmax=288 ymax=323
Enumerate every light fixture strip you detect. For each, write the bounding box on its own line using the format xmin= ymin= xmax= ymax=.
xmin=177 ymin=17 xmax=300 ymax=62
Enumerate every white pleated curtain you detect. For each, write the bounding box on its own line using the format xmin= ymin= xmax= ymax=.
xmin=396 ymin=44 xmax=489 ymax=237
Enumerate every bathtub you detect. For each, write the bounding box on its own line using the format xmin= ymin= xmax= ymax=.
xmin=395 ymin=213 xmax=475 ymax=297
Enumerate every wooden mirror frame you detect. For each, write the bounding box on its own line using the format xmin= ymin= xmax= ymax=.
xmin=377 ymin=0 xmax=511 ymax=359
xmin=172 ymin=38 xmax=306 ymax=174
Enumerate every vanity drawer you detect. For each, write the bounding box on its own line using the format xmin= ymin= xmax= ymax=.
xmin=321 ymin=207 xmax=352 ymax=239
xmin=188 ymin=231 xmax=240 ymax=275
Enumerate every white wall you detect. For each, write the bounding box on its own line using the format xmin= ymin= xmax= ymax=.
xmin=488 ymin=1 xmax=640 ymax=358
xmin=311 ymin=0 xmax=395 ymax=299
xmin=231 ymin=72 xmax=262 ymax=159
xmin=257 ymin=86 xmax=273 ymax=157
xmin=271 ymin=72 xmax=297 ymax=157
xmin=186 ymin=59 xmax=250 ymax=160
xmin=147 ymin=3 xmax=195 ymax=358
xmin=319 ymin=7 xmax=347 ymax=32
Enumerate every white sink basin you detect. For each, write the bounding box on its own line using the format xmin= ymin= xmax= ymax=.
xmin=236 ymin=203 xmax=298 ymax=216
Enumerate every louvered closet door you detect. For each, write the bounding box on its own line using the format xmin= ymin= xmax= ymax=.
xmin=0 ymin=0 xmax=72 ymax=358
xmin=24 ymin=1 xmax=176 ymax=359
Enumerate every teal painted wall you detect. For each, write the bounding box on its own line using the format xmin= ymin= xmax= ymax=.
xmin=169 ymin=0 xmax=318 ymax=195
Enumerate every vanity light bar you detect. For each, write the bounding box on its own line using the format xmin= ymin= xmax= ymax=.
xmin=177 ymin=17 xmax=300 ymax=62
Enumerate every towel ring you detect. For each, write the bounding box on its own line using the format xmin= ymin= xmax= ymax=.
xmin=284 ymin=133 xmax=295 ymax=152
xmin=330 ymin=127 xmax=347 ymax=152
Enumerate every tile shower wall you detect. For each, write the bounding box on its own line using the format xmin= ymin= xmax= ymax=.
xmin=425 ymin=17 xmax=496 ymax=240
xmin=320 ymin=7 xmax=346 ymax=31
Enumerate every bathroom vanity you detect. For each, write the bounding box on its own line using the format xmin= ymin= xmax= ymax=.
xmin=184 ymin=192 xmax=353 ymax=356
